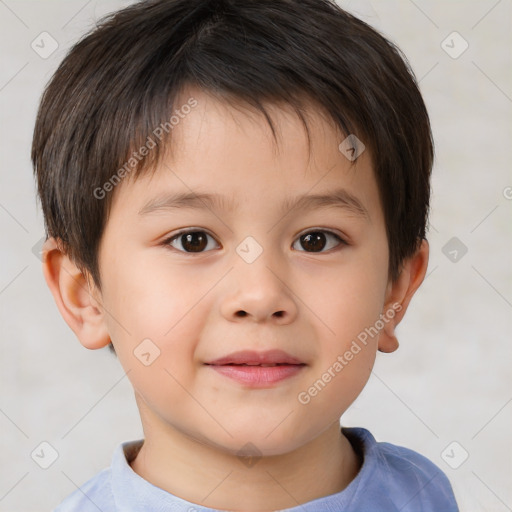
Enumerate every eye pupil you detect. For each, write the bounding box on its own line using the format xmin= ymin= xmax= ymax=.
xmin=182 ymin=232 xmax=208 ymax=252
xmin=301 ymin=232 xmax=326 ymax=252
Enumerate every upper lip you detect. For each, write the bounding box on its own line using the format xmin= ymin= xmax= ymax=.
xmin=205 ymin=350 xmax=305 ymax=366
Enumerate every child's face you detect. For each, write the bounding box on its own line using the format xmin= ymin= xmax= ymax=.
xmin=95 ymin=88 xmax=397 ymax=455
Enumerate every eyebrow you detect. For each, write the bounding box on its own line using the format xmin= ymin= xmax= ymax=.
xmin=139 ymin=188 xmax=369 ymax=220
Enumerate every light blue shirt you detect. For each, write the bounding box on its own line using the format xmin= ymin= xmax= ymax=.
xmin=54 ymin=427 xmax=458 ymax=511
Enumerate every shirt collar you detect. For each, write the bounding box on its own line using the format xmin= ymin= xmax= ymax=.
xmin=111 ymin=439 xmax=225 ymax=511
xmin=110 ymin=428 xmax=374 ymax=511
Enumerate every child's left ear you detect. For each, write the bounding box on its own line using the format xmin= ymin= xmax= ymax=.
xmin=378 ymin=239 xmax=429 ymax=353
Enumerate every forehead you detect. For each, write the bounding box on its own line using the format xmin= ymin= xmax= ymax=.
xmin=112 ymin=88 xmax=381 ymax=223
xmin=168 ymin=88 xmax=346 ymax=167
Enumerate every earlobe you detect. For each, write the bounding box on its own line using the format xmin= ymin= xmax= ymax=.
xmin=379 ymin=319 xmax=399 ymax=353
xmin=378 ymin=239 xmax=430 ymax=353
xmin=42 ymin=238 xmax=111 ymax=350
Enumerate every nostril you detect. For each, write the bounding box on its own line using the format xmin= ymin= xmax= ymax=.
xmin=234 ymin=310 xmax=285 ymax=318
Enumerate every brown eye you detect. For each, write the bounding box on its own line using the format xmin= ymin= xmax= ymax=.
xmin=293 ymin=230 xmax=344 ymax=253
xmin=167 ymin=231 xmax=219 ymax=253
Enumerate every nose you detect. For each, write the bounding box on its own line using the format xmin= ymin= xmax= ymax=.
xmin=220 ymin=251 xmax=298 ymax=325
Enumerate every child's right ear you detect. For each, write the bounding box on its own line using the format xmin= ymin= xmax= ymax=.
xmin=41 ymin=238 xmax=111 ymax=350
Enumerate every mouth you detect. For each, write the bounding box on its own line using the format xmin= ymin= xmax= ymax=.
xmin=205 ymin=350 xmax=306 ymax=387
xmin=216 ymin=362 xmax=299 ymax=367
xmin=205 ymin=349 xmax=305 ymax=366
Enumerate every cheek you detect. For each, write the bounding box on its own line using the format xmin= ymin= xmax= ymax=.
xmin=299 ymin=253 xmax=387 ymax=343
xmin=101 ymin=251 xmax=217 ymax=371
xmin=298 ymin=247 xmax=387 ymax=400
xmin=98 ymin=232 xmax=233 ymax=394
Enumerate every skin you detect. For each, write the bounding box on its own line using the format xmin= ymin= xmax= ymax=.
xmin=43 ymin=87 xmax=428 ymax=511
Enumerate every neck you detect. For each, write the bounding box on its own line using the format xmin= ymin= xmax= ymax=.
xmin=130 ymin=405 xmax=361 ymax=511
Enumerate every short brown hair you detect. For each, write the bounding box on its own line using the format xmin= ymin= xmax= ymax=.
xmin=32 ymin=0 xmax=433 ymax=295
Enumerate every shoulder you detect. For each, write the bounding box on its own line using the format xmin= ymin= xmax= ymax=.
xmin=343 ymin=427 xmax=459 ymax=511
xmin=52 ymin=439 xmax=144 ymax=512
xmin=53 ymin=467 xmax=115 ymax=512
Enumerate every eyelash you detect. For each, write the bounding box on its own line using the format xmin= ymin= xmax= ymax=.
xmin=162 ymin=228 xmax=347 ymax=254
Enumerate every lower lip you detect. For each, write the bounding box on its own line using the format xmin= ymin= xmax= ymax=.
xmin=207 ymin=364 xmax=305 ymax=387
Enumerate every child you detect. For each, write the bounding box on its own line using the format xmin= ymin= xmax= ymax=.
xmin=32 ymin=0 xmax=459 ymax=510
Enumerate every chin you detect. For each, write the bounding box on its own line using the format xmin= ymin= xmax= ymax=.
xmin=204 ymin=423 xmax=310 ymax=459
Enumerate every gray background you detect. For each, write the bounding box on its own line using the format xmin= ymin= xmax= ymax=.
xmin=1 ymin=0 xmax=511 ymax=510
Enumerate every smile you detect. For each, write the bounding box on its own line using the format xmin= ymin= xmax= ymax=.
xmin=206 ymin=363 xmax=305 ymax=387
xmin=205 ymin=350 xmax=306 ymax=387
